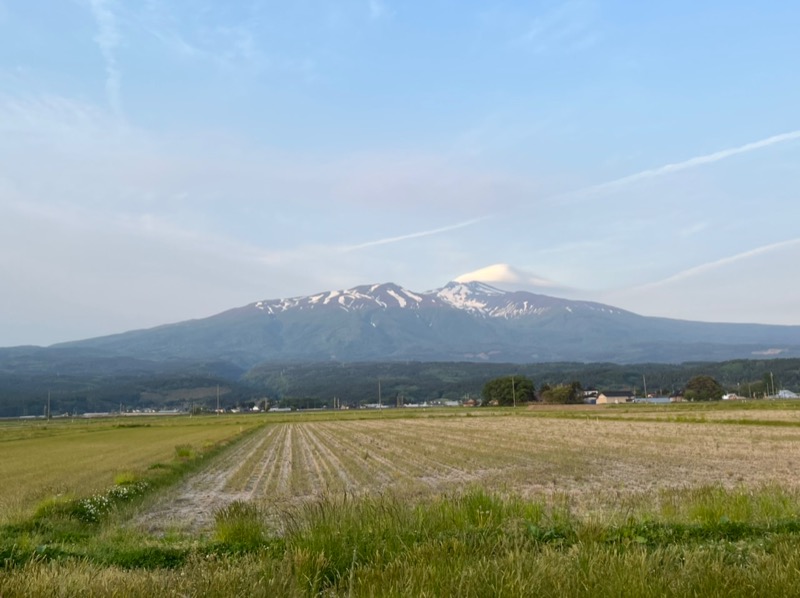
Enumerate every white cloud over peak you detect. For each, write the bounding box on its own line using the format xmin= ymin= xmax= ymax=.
xmin=455 ymin=263 xmax=574 ymax=296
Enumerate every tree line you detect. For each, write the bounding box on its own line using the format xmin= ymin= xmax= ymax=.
xmin=481 ymin=373 xmax=728 ymax=405
xmin=1 ymin=355 xmax=797 ymax=416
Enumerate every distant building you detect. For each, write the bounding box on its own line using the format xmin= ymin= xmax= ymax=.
xmin=777 ymin=390 xmax=799 ymax=399
xmin=596 ymin=391 xmax=633 ymax=405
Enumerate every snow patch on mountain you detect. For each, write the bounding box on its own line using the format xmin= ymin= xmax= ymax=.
xmin=387 ymin=289 xmax=407 ymax=307
xmin=435 ymin=282 xmax=499 ymax=313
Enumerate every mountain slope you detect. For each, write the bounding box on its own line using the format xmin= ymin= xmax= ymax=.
xmin=53 ymin=281 xmax=800 ymax=366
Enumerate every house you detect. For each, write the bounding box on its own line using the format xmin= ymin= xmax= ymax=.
xmin=596 ymin=391 xmax=633 ymax=405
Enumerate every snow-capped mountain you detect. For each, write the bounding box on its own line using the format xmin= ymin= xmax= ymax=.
xmin=251 ymin=281 xmax=625 ymax=319
xmin=54 ymin=281 xmax=800 ymax=366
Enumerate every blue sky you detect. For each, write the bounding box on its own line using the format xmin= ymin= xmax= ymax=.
xmin=1 ymin=0 xmax=799 ymax=346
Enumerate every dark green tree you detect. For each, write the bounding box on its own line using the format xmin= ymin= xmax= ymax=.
xmin=481 ymin=376 xmax=535 ymax=406
xmin=540 ymin=381 xmax=583 ymax=404
xmin=684 ymin=375 xmax=724 ymax=401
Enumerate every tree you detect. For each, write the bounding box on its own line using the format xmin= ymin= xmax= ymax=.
xmin=539 ymin=381 xmax=584 ymax=404
xmin=684 ymin=375 xmax=724 ymax=401
xmin=481 ymin=376 xmax=535 ymax=406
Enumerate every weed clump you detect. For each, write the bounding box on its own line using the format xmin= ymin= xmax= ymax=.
xmin=31 ymin=495 xmax=75 ymax=522
xmin=174 ymin=444 xmax=195 ymax=460
xmin=113 ymin=471 xmax=140 ymax=486
xmin=213 ymin=501 xmax=266 ymax=551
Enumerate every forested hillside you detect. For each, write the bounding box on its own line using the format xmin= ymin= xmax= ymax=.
xmin=4 ymin=349 xmax=797 ymax=416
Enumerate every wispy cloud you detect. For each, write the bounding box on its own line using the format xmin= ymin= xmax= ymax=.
xmin=586 ymin=129 xmax=800 ymax=198
xmin=0 ymin=92 xmax=124 ymax=139
xmin=134 ymin=5 xmax=283 ymax=78
xmin=88 ymin=0 xmax=123 ymax=117
xmin=536 ymin=128 xmax=800 ymax=209
xmin=632 ymin=238 xmax=800 ymax=291
xmin=678 ymin=222 xmax=708 ymax=237
xmin=342 ymin=218 xmax=485 ymax=252
xmin=514 ymin=1 xmax=598 ymax=54
xmin=368 ymin=0 xmax=392 ymax=20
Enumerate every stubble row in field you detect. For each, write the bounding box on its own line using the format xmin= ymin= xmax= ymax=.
xmin=136 ymin=410 xmax=800 ymax=533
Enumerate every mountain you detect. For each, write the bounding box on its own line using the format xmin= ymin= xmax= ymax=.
xmin=50 ymin=281 xmax=800 ymax=366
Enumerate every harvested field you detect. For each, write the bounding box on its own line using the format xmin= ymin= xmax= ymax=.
xmin=136 ymin=411 xmax=800 ymax=534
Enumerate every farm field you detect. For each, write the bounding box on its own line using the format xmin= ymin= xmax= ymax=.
xmin=5 ymin=402 xmax=800 ymax=596
xmin=569 ymin=401 xmax=800 ymax=423
xmin=0 ymin=416 xmax=261 ymax=522
xmin=136 ymin=406 xmax=800 ymax=534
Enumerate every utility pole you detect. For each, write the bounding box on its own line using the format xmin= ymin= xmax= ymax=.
xmin=771 ymin=372 xmax=775 ymax=398
xmin=642 ymin=375 xmax=648 ymax=398
xmin=378 ymin=379 xmax=382 ymax=410
xmin=512 ymin=376 xmax=517 ymax=408
xmin=47 ymin=391 xmax=51 ymax=420
xmin=216 ymin=385 xmax=220 ymax=414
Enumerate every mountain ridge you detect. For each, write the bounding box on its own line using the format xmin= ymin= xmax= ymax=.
xmin=46 ymin=280 xmax=800 ymax=366
xmin=248 ymin=281 xmax=629 ymax=319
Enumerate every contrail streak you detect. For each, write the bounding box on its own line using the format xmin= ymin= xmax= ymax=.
xmin=551 ymin=129 xmax=800 ymax=204
xmin=635 ymin=238 xmax=800 ymax=291
xmin=595 ymin=130 xmax=800 ymax=193
xmin=342 ymin=217 xmax=485 ymax=252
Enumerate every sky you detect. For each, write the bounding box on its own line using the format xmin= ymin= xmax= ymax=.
xmin=1 ymin=0 xmax=799 ymax=346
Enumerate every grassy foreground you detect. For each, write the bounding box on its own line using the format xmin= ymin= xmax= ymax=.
xmin=3 ymin=485 xmax=800 ymax=596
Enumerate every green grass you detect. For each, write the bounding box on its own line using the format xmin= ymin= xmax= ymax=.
xmin=4 ymin=486 xmax=800 ymax=596
xmin=0 ymin=422 xmax=263 ymax=567
xmin=0 ymin=415 xmax=264 ymax=522
xmin=213 ymin=501 xmax=266 ymax=551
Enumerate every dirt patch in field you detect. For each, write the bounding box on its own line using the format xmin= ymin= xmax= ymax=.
xmin=134 ymin=427 xmax=279 ymax=534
